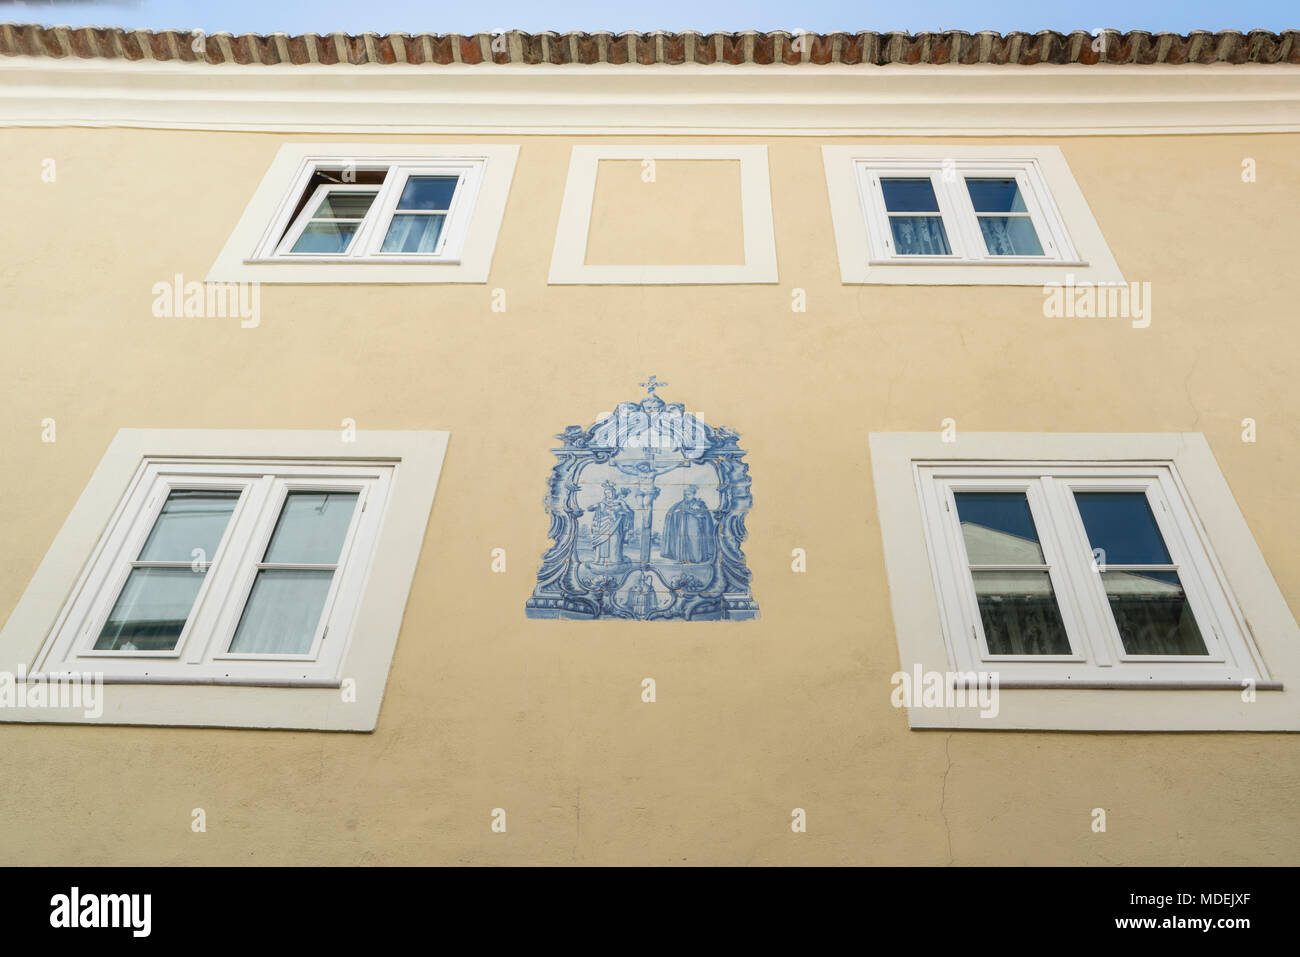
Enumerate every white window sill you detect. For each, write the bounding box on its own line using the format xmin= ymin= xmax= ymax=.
xmin=994 ymin=679 xmax=1284 ymax=691
xmin=867 ymin=258 xmax=1090 ymax=268
xmin=245 ymin=256 xmax=463 ymax=266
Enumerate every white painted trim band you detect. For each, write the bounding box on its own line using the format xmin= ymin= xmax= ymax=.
xmin=4 ymin=59 xmax=1300 ymax=135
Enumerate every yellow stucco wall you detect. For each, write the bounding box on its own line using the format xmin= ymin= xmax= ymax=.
xmin=0 ymin=129 xmax=1297 ymax=865
xmin=586 ymin=158 xmax=745 ymax=265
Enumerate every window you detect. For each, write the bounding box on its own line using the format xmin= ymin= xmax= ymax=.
xmin=38 ymin=460 xmax=390 ymax=684
xmin=207 ymin=144 xmax=519 ymax=284
xmin=1 ymin=429 xmax=449 ymax=730
xmin=919 ymin=466 xmax=1252 ymax=682
xmin=861 ymin=161 xmax=1072 ymax=264
xmin=263 ymin=160 xmax=482 ymax=263
xmin=822 ymin=146 xmax=1124 ymax=286
xmin=869 ymin=433 xmax=1296 ymax=731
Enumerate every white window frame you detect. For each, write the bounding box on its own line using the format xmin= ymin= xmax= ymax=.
xmin=211 ymin=475 xmax=375 ymax=665
xmin=38 ymin=460 xmax=390 ymax=684
xmin=264 ymin=160 xmax=484 ymax=264
xmin=870 ymin=432 xmax=1300 ymax=731
xmin=0 ymin=429 xmax=449 ymax=731
xmin=920 ymin=466 xmax=1254 ymax=684
xmin=861 ymin=160 xmax=1075 ymax=265
xmin=823 ymin=146 xmax=1125 ymax=286
xmin=207 ymin=144 xmax=518 ymax=284
xmin=273 ymin=182 xmax=381 ymax=258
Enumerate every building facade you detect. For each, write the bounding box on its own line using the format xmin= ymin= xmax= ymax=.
xmin=1 ymin=26 xmax=1298 ymax=865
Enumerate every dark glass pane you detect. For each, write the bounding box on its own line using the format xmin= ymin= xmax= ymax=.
xmin=1101 ymin=570 xmax=1208 ymax=655
xmin=1074 ymin=491 xmax=1172 ymax=565
xmin=971 ymin=570 xmax=1072 ymax=655
xmin=880 ymin=177 xmax=940 ymax=212
xmin=965 ymin=178 xmax=1028 ymax=213
xmin=888 ymin=216 xmax=950 ymax=255
xmin=263 ymin=491 xmax=358 ymax=565
xmin=953 ymin=492 xmax=1045 ymax=565
xmin=137 ymin=490 xmax=239 ymax=563
xmin=397 ymin=175 xmax=459 ymax=211
xmin=94 ymin=567 xmax=205 ymax=651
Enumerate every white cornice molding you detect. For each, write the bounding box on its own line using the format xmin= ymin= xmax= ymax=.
xmin=2 ymin=57 xmax=1299 ymax=135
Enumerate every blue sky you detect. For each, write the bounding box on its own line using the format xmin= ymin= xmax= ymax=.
xmin=0 ymin=1 xmax=1294 ymax=34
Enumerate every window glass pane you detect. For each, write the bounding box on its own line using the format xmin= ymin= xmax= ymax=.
xmin=880 ymin=177 xmax=940 ymax=212
xmin=291 ymin=221 xmax=360 ymax=254
xmin=396 ymin=175 xmax=458 ymax=211
xmin=966 ymin=177 xmax=1028 ymax=212
xmin=263 ymin=491 xmax=358 ymax=565
xmin=312 ymin=189 xmax=378 ymax=219
xmin=1101 ymin=570 xmax=1208 ymax=655
xmin=137 ymin=490 xmax=239 ymax=563
xmin=953 ymin=492 xmax=1046 ymax=564
xmin=94 ymin=567 xmax=205 ymax=651
xmin=1073 ymin=491 xmax=1173 ymax=565
xmin=977 ymin=217 xmax=1043 ymax=256
xmin=380 ymin=214 xmax=446 ymax=253
xmin=888 ymin=217 xmax=950 ymax=256
xmin=971 ymin=570 xmax=1072 ymax=655
xmin=227 ymin=569 xmax=333 ymax=655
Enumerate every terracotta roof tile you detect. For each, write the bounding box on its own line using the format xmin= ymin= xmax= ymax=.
xmin=1 ymin=25 xmax=1297 ymax=66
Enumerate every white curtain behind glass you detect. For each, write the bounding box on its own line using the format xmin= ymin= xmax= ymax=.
xmin=228 ymin=569 xmax=333 ymax=655
xmin=381 ymin=214 xmax=445 ymax=254
xmin=891 ymin=217 xmax=949 ymax=255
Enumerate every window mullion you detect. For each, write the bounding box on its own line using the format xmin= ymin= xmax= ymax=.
xmin=932 ymin=172 xmax=971 ymax=261
xmin=941 ymin=169 xmax=984 ymax=262
xmin=354 ymin=166 xmax=401 ymax=257
xmin=187 ymin=475 xmax=275 ymax=664
xmin=1037 ymin=476 xmax=1115 ymax=667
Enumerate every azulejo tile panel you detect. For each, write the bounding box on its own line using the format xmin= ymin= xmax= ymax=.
xmin=526 ymin=378 xmax=759 ymax=621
